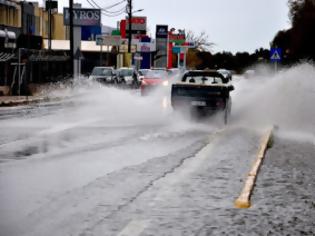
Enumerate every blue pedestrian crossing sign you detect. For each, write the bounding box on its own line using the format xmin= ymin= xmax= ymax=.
xmin=270 ymin=48 xmax=282 ymax=62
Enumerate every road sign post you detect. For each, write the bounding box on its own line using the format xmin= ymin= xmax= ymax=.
xmin=270 ymin=48 xmax=282 ymax=73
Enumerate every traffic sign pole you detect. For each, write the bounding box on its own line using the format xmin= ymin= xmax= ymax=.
xmin=270 ymin=48 xmax=282 ymax=73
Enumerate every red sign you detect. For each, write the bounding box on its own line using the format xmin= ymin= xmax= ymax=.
xmin=169 ymin=33 xmax=186 ymax=44
xmin=126 ymin=17 xmax=147 ymax=31
xmin=127 ymin=18 xmax=146 ymax=25
xmin=120 ymin=20 xmax=127 ymax=38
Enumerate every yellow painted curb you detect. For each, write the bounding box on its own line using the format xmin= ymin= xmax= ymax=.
xmin=234 ymin=127 xmax=274 ymax=209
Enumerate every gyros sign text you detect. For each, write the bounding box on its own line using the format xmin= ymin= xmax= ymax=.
xmin=64 ymin=8 xmax=101 ymax=26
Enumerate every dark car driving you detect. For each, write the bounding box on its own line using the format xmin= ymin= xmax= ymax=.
xmin=171 ymin=70 xmax=234 ymax=124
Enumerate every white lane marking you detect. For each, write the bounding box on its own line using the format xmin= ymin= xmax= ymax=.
xmin=118 ymin=220 xmax=150 ymax=236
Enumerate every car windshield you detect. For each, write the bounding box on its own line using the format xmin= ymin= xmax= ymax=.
xmin=183 ymin=75 xmax=224 ymax=85
xmin=146 ymin=70 xmax=168 ymax=79
xmin=91 ymin=68 xmax=112 ymax=76
xmin=119 ymin=69 xmax=133 ymax=76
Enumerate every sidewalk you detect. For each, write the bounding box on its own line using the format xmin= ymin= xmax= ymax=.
xmin=0 ymin=96 xmax=49 ymax=107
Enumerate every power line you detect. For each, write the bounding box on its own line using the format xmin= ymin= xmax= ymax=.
xmin=86 ymin=0 xmax=126 ymax=17
xmin=103 ymin=0 xmax=126 ymax=10
xmin=89 ymin=0 xmax=126 ymax=13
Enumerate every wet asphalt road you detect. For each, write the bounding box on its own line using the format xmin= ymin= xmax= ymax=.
xmin=0 ymin=99 xmax=315 ymax=235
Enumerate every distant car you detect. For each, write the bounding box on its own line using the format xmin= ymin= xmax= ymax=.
xmin=244 ymin=69 xmax=255 ymax=79
xmin=115 ymin=67 xmax=139 ymax=87
xmin=88 ymin=67 xmax=117 ymax=84
xmin=171 ymin=70 xmax=234 ymax=124
xmin=217 ymin=69 xmax=232 ymax=81
xmin=140 ymin=68 xmax=170 ymax=96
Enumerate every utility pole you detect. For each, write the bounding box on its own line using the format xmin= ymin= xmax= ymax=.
xmin=127 ymin=0 xmax=132 ymax=53
xmin=48 ymin=0 xmax=52 ymax=51
xmin=69 ymin=0 xmax=74 ymax=77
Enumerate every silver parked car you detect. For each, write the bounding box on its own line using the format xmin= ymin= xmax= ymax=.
xmin=88 ymin=67 xmax=117 ymax=84
xmin=115 ymin=67 xmax=140 ymax=87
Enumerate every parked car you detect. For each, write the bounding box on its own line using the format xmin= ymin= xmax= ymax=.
xmin=171 ymin=70 xmax=234 ymax=124
xmin=138 ymin=69 xmax=151 ymax=81
xmin=115 ymin=67 xmax=140 ymax=88
xmin=88 ymin=67 xmax=117 ymax=84
xmin=140 ymin=68 xmax=170 ymax=96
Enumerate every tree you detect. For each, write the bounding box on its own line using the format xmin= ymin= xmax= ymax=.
xmin=185 ymin=30 xmax=214 ymax=52
xmin=186 ymin=49 xmax=203 ymax=69
xmin=272 ymin=0 xmax=315 ymax=61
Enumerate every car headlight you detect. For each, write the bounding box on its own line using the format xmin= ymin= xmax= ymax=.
xmin=141 ymin=80 xmax=147 ymax=85
xmin=162 ymin=80 xmax=169 ymax=86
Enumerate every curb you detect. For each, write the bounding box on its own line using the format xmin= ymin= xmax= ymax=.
xmin=234 ymin=127 xmax=274 ymax=208
xmin=0 ymin=97 xmax=50 ymax=107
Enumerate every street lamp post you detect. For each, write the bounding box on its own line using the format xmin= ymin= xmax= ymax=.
xmin=127 ymin=0 xmax=132 ymax=53
xmin=69 ymin=0 xmax=74 ymax=77
xmin=48 ymin=0 xmax=52 ymax=51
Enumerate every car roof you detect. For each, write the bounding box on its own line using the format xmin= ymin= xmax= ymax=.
xmin=151 ymin=67 xmax=167 ymax=71
xmin=182 ymin=70 xmax=228 ymax=83
xmin=184 ymin=70 xmax=224 ymax=77
xmin=93 ymin=66 xmax=114 ymax=69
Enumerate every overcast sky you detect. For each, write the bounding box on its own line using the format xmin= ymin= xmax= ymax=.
xmin=56 ymin=0 xmax=291 ymax=53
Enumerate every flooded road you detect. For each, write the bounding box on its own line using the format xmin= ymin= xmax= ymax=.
xmin=1 ymin=64 xmax=315 ymax=235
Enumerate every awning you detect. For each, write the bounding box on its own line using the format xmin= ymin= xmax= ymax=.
xmin=43 ymin=39 xmax=112 ymax=52
xmin=0 ymin=52 xmax=15 ymax=62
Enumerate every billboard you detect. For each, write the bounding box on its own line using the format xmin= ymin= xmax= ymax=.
xmin=137 ymin=41 xmax=156 ymax=52
xmin=156 ymin=25 xmax=168 ymax=39
xmin=169 ymin=33 xmax=186 ymax=45
xmin=155 ymin=25 xmax=168 ymax=68
xmin=126 ymin=17 xmax=147 ymax=31
xmin=96 ymin=35 xmax=121 ymax=46
xmin=63 ymin=8 xmax=101 ymax=26
xmin=81 ymin=25 xmax=101 ymax=40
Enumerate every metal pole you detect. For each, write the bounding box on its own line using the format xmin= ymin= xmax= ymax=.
xmin=18 ymin=48 xmax=21 ymax=96
xmin=69 ymin=0 xmax=74 ymax=77
xmin=183 ymin=49 xmax=187 ymax=69
xmin=100 ymin=45 xmax=103 ymax=66
xmin=275 ymin=61 xmax=278 ymax=73
xmin=127 ymin=0 xmax=132 ymax=53
xmin=48 ymin=0 xmax=52 ymax=51
xmin=107 ymin=45 xmax=110 ymax=66
xmin=78 ymin=58 xmax=81 ymax=79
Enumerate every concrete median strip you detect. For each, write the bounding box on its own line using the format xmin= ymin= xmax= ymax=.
xmin=234 ymin=127 xmax=274 ymax=208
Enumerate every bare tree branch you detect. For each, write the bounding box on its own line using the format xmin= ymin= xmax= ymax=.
xmin=186 ymin=30 xmax=215 ymax=52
